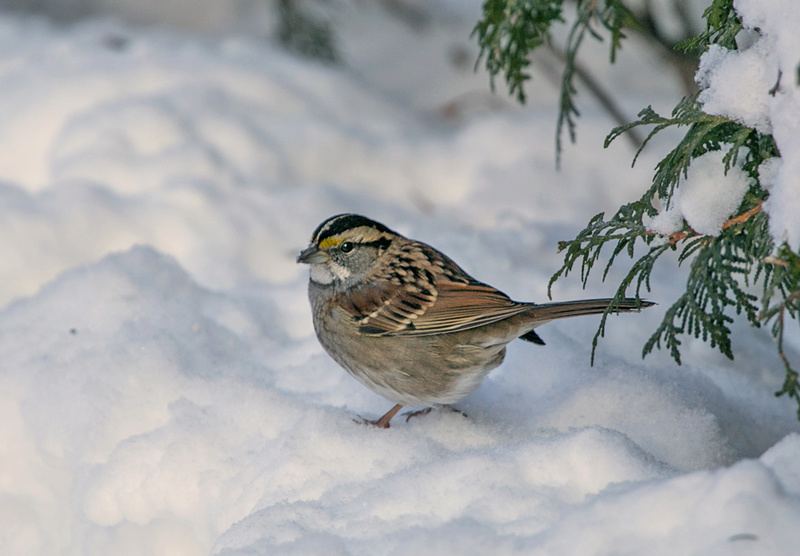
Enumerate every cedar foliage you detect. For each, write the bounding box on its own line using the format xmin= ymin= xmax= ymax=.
xmin=473 ymin=0 xmax=800 ymax=416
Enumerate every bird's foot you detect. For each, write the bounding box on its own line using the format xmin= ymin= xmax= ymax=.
xmin=404 ymin=405 xmax=467 ymax=423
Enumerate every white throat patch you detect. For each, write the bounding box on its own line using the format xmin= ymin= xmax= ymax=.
xmin=310 ymin=264 xmax=335 ymax=285
xmin=310 ymin=261 xmax=351 ymax=285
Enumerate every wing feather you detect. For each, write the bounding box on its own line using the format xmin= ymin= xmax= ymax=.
xmin=406 ymin=282 xmax=532 ymax=334
xmin=339 ymin=279 xmax=533 ymax=337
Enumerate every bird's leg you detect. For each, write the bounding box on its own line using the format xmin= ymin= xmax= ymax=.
xmin=355 ymin=403 xmax=403 ymax=429
xmin=375 ymin=404 xmax=403 ymax=428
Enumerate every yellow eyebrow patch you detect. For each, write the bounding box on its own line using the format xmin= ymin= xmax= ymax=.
xmin=319 ymin=236 xmax=344 ymax=249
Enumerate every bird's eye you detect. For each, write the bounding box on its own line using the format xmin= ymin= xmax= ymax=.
xmin=339 ymin=241 xmax=355 ymax=253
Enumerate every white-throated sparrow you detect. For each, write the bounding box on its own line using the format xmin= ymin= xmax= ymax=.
xmin=298 ymin=214 xmax=653 ymax=428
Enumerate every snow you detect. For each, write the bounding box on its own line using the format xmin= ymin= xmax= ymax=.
xmin=696 ymin=41 xmax=776 ymax=135
xmin=696 ymin=0 xmax=800 ymax=248
xmin=0 ymin=3 xmax=799 ymax=555
xmin=650 ymin=150 xmax=752 ymax=237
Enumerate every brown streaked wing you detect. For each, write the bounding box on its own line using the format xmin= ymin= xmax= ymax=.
xmin=344 ymin=280 xmax=533 ymax=336
xmin=400 ymin=281 xmax=533 ymax=335
xmin=338 ymin=281 xmax=439 ymax=335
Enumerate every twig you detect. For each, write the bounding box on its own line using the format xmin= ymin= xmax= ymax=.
xmin=722 ymin=200 xmax=763 ymax=230
xmin=650 ymin=201 xmax=764 ymax=245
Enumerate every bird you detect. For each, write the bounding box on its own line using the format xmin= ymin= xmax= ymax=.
xmin=297 ymin=214 xmax=653 ymax=428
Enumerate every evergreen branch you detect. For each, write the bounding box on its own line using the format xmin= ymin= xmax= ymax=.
xmin=556 ymin=4 xmax=587 ymax=159
xmin=761 ymin=246 xmax=800 ymax=416
xmin=477 ymin=0 xmax=800 ymax=418
xmin=548 ymin=44 xmax=644 ymax=151
xmin=473 ymin=0 xmax=636 ymax=161
xmin=598 ymin=0 xmax=636 ymax=63
xmin=556 ymin=0 xmax=636 ymax=164
xmin=553 ymin=100 xmax=779 ymax=375
xmin=590 ymin=242 xmax=669 ymax=364
xmin=548 ymin=199 xmax=655 ymax=294
xmin=678 ymin=0 xmax=742 ymax=52
xmin=472 ymin=0 xmax=564 ymax=104
xmin=768 ymin=290 xmax=800 ymax=418
xmin=641 ymin=235 xmax=760 ymax=363
xmin=606 ymin=98 xmax=777 ymax=210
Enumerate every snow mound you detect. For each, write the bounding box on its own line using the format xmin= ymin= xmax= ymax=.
xmin=1 ymin=4 xmax=799 ymax=554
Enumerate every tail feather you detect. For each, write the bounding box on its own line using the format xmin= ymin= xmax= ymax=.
xmin=527 ymin=298 xmax=654 ymax=321
xmin=516 ymin=298 xmax=653 ymax=345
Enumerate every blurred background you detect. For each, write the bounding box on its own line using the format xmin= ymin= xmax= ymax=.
xmin=2 ymin=0 xmax=707 ymax=83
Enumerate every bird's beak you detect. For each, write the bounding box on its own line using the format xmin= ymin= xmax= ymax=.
xmin=297 ymin=245 xmax=329 ymax=264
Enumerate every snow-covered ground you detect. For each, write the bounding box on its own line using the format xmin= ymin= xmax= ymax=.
xmin=1 ymin=2 xmax=799 ymax=554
